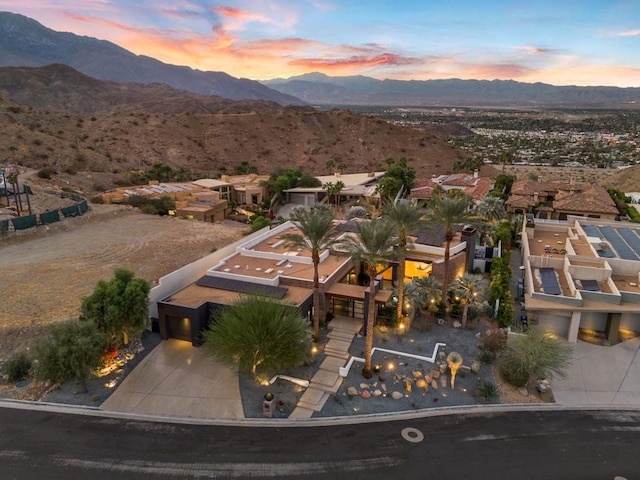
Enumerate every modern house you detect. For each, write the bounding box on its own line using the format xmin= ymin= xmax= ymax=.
xmin=283 ymin=172 xmax=386 ymax=208
xmin=151 ymin=217 xmax=479 ymax=346
xmin=520 ymin=215 xmax=640 ymax=343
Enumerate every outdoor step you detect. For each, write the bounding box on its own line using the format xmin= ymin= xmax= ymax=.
xmin=288 ymin=407 xmax=315 ymax=419
xmin=318 ymin=356 xmax=347 ymax=373
xmin=323 ymin=349 xmax=350 ymax=360
xmin=310 ymin=369 xmax=340 ymax=389
xmin=328 ymin=317 xmax=362 ymax=333
xmin=324 ymin=338 xmax=352 ymax=353
xmin=326 ymin=330 xmax=355 ymax=341
xmin=297 ymin=388 xmax=330 ymax=411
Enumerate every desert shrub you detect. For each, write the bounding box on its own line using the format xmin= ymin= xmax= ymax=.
xmin=34 ymin=320 xmax=109 ymax=392
xmin=478 ymin=350 xmax=496 ymax=364
xmin=479 ymin=329 xmax=507 ymax=352
xmin=4 ymin=352 xmax=32 ymax=382
xmin=251 ymin=215 xmax=271 ymax=232
xmin=202 ymin=295 xmax=311 ymax=379
xmin=499 ymin=354 xmax=530 ymax=387
xmin=499 ymin=326 xmax=573 ymax=387
xmin=37 ymin=166 xmax=56 ymax=179
xmin=478 ymin=381 xmax=498 ymax=401
xmin=90 ymin=195 xmax=105 ymax=204
xmin=124 ymin=195 xmax=175 ymax=216
xmin=347 ymin=206 xmax=369 ymax=220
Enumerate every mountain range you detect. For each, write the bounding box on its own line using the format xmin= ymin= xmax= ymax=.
xmin=263 ymin=72 xmax=640 ymax=107
xmin=0 ymin=11 xmax=303 ymax=105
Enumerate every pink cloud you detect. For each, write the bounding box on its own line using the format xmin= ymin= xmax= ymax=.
xmin=290 ymin=53 xmax=421 ymax=71
xmin=618 ymin=29 xmax=640 ymax=37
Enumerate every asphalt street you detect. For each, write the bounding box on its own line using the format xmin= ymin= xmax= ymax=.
xmin=0 ymin=406 xmax=638 ymax=479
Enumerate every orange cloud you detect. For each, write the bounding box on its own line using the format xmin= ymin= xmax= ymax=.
xmin=290 ymin=53 xmax=421 ymax=71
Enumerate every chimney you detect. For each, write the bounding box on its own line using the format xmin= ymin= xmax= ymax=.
xmin=473 ymin=169 xmax=479 ymax=179
xmin=533 ymin=192 xmax=539 ymax=202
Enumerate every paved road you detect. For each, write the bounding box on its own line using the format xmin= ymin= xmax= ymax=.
xmin=1 ymin=406 xmax=638 ymax=479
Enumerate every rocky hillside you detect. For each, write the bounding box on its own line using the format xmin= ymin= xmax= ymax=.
xmin=602 ymin=165 xmax=640 ymax=192
xmin=0 ymin=67 xmax=467 ymax=197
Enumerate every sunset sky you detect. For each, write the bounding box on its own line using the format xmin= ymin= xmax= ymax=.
xmin=3 ymin=1 xmax=640 ymax=87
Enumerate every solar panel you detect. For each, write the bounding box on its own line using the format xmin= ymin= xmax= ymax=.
xmin=540 ymin=268 xmax=562 ymax=295
xmin=580 ymin=279 xmax=601 ymax=292
xmin=599 ymin=225 xmax=639 ymax=261
xmin=195 ymin=275 xmax=288 ymax=299
xmin=618 ymin=227 xmax=640 ymax=258
xmin=582 ymin=224 xmax=601 ymax=238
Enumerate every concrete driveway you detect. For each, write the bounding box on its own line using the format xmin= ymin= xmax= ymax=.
xmin=552 ymin=335 xmax=640 ymax=406
xmin=101 ymin=339 xmax=244 ymax=419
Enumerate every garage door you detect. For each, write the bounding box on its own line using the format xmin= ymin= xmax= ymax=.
xmin=167 ymin=316 xmax=192 ymax=342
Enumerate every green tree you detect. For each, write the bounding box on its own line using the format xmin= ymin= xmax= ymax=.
xmin=475 ymin=197 xmax=506 ymax=223
xmin=282 ymin=207 xmax=341 ymax=342
xmin=404 ymin=275 xmax=442 ymax=317
xmin=325 ymin=159 xmax=336 ymax=174
xmin=80 ymin=268 xmax=151 ymax=345
xmin=341 ymin=218 xmax=398 ymax=378
xmin=383 ymin=199 xmax=424 ymax=330
xmin=147 ymin=162 xmax=174 ymax=182
xmin=202 ymin=296 xmax=311 ymax=379
xmin=34 ymin=320 xmax=108 ymax=392
xmin=499 ymin=326 xmax=573 ymax=387
xmin=376 ymin=157 xmax=416 ymax=201
xmin=450 ymin=273 xmax=489 ymax=328
xmin=424 ymin=195 xmax=475 ymax=309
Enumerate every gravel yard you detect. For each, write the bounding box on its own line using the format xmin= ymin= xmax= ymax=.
xmin=0 ymin=202 xmax=247 ymax=366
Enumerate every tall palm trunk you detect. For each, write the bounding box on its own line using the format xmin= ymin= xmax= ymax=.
xmin=363 ymin=266 xmax=377 ymax=379
xmin=312 ymin=252 xmax=321 ymax=342
xmin=442 ymin=229 xmax=453 ymax=310
xmin=396 ymin=239 xmax=407 ymax=330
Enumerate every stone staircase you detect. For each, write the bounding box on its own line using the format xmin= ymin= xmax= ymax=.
xmin=289 ymin=316 xmax=362 ymax=419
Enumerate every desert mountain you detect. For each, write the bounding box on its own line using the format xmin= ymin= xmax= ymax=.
xmin=602 ymin=165 xmax=640 ymax=192
xmin=0 ymin=66 xmax=467 ymax=196
xmin=0 ymin=11 xmax=304 ymax=105
xmin=263 ymin=72 xmax=640 ymax=107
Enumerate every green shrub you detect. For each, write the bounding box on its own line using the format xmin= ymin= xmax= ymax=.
xmin=478 ymin=350 xmax=496 ymax=364
xmin=499 ymin=354 xmax=530 ymax=387
xmin=37 ymin=166 xmax=56 ymax=179
xmin=202 ymin=295 xmax=311 ymax=379
xmin=480 ymin=329 xmax=507 ymax=352
xmin=251 ymin=215 xmax=271 ymax=232
xmin=4 ymin=352 xmax=32 ymax=382
xmin=34 ymin=320 xmax=109 ymax=392
xmin=478 ymin=381 xmax=498 ymax=401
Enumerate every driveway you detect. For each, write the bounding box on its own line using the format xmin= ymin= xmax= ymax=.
xmin=101 ymin=339 xmax=244 ymax=419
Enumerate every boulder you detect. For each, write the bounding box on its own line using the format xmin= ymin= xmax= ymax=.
xmin=347 ymin=386 xmax=358 ymax=397
xmin=391 ymin=391 xmax=404 ymax=400
xmin=518 ymin=386 xmax=529 ymax=396
xmin=413 ymin=371 xmax=423 ymax=378
xmin=360 ymin=390 xmax=371 ymax=399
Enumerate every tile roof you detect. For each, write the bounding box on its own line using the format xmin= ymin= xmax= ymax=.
xmin=465 ymin=177 xmax=494 ymax=201
xmin=553 ymin=185 xmax=619 ymax=214
xmin=506 ymin=195 xmax=536 ymax=209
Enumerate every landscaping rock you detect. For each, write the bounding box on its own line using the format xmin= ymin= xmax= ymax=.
xmin=347 ymin=386 xmax=358 ymax=397
xmin=431 ymin=370 xmax=440 ymax=379
xmin=372 ymin=389 xmax=383 ymax=397
xmin=404 ymin=379 xmax=413 ymax=392
xmin=431 ymin=380 xmax=438 ymax=389
xmin=460 ymin=365 xmax=472 ymax=373
xmin=518 ymin=387 xmax=529 ymax=397
xmin=359 ymin=383 xmax=369 ymax=389
xmin=413 ymin=371 xmax=422 ymax=378
xmin=415 ymin=379 xmax=427 ymax=389
xmin=360 ymin=390 xmax=371 ymax=399
xmin=381 ymin=384 xmax=387 ymax=392
xmin=453 ymin=320 xmax=462 ymax=328
xmin=471 ymin=360 xmax=481 ymax=374
xmin=391 ymin=391 xmax=404 ymax=400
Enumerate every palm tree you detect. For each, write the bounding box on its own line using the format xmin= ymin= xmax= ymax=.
xmin=334 ymin=180 xmax=345 ymax=207
xmin=383 ymin=199 xmax=423 ymax=330
xmin=282 ymin=207 xmax=341 ymax=342
xmin=476 ymin=197 xmax=506 ymax=223
xmin=425 ymin=195 xmax=474 ymax=309
xmin=410 ymin=275 xmax=443 ymax=315
xmin=341 ymin=217 xmax=398 ymax=378
xmin=450 ymin=273 xmax=489 ymax=328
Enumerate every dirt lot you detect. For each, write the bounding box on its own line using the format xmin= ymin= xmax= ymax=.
xmin=0 ymin=203 xmax=248 ymax=360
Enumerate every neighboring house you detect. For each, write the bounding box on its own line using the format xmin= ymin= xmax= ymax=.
xmin=521 ymin=215 xmax=640 ymax=343
xmin=151 ymin=218 xmax=479 ymax=346
xmin=222 ymin=174 xmax=270 ymax=206
xmin=283 ymin=172 xmax=385 ymax=208
xmin=506 ymin=179 xmax=618 ymax=220
xmin=409 ymin=170 xmax=495 ymax=204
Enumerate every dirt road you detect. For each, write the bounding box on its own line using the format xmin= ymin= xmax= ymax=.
xmin=0 ymin=204 xmax=247 ymax=356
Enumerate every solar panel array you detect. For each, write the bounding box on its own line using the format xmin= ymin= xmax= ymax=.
xmin=540 ymin=268 xmax=562 ymax=295
xmin=195 ymin=275 xmax=288 ymax=299
xmin=582 ymin=224 xmax=601 ymax=238
xmin=618 ymin=227 xmax=640 ymax=258
xmin=599 ymin=225 xmax=639 ymax=261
